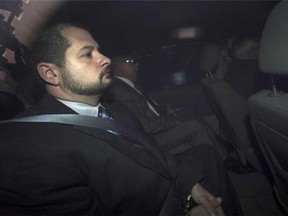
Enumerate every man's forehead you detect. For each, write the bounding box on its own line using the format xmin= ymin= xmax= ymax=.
xmin=62 ymin=26 xmax=99 ymax=49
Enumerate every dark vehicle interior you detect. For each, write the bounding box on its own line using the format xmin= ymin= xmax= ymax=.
xmin=1 ymin=0 xmax=288 ymax=215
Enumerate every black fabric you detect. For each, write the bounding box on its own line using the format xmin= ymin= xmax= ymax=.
xmin=224 ymin=60 xmax=263 ymax=99
xmin=134 ymin=84 xmax=166 ymax=115
xmin=104 ymin=77 xmax=178 ymax=134
xmin=0 ymin=94 xmax=241 ymax=215
xmin=104 ymin=77 xmax=225 ymax=159
xmin=0 ymin=91 xmax=25 ymax=120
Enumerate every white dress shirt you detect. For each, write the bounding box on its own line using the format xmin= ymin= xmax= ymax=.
xmin=57 ymin=99 xmax=103 ymax=117
xmin=57 ymin=99 xmax=118 ymax=135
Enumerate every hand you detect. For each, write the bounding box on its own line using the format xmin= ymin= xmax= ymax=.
xmin=191 ymin=183 xmax=225 ymax=216
xmin=189 ymin=205 xmax=211 ymax=216
xmin=190 ymin=204 xmax=225 ymax=216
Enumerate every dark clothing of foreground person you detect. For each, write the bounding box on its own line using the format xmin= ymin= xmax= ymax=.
xmin=105 ymin=76 xmax=226 ymax=158
xmin=0 ymin=95 xmax=240 ymax=215
xmin=0 ymin=24 xmax=241 ymax=215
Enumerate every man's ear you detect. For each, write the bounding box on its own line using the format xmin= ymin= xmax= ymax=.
xmin=37 ymin=62 xmax=61 ymax=86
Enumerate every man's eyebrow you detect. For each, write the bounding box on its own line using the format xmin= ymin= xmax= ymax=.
xmin=79 ymin=45 xmax=94 ymax=52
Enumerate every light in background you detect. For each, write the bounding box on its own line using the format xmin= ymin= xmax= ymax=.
xmin=172 ymin=71 xmax=186 ymax=86
xmin=172 ymin=27 xmax=202 ymax=39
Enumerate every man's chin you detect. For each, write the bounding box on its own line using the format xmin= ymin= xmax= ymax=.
xmin=103 ymin=72 xmax=112 ymax=80
xmin=104 ymin=76 xmax=112 ymax=86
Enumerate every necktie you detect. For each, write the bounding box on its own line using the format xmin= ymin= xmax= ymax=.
xmin=97 ymin=106 xmax=151 ymax=152
xmin=98 ymin=106 xmax=114 ymax=120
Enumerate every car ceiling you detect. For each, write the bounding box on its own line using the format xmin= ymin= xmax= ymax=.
xmin=47 ymin=0 xmax=279 ymax=56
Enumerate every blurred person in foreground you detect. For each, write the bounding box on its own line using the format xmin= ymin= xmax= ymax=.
xmin=0 ymin=63 xmax=29 ymax=120
xmin=0 ymin=23 xmax=241 ymax=215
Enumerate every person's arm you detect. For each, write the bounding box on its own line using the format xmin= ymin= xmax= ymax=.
xmin=121 ymin=96 xmax=178 ymax=134
xmin=105 ymin=88 xmax=178 ymax=134
xmin=137 ymin=111 xmax=178 ymax=134
xmin=120 ymin=97 xmax=179 ymax=134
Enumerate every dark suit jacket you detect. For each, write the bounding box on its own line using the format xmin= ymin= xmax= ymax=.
xmin=104 ymin=77 xmax=178 ymax=134
xmin=0 ymin=94 xmax=206 ymax=215
xmin=104 ymin=78 xmax=206 ymax=151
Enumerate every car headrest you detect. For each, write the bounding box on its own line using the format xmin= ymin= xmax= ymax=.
xmin=259 ymin=1 xmax=288 ymax=75
xmin=199 ymin=43 xmax=221 ymax=72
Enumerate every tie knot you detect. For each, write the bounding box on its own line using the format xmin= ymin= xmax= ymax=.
xmin=98 ymin=106 xmax=114 ymax=120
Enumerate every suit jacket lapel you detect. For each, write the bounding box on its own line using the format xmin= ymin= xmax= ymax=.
xmin=38 ymin=95 xmax=77 ymax=115
xmin=114 ymin=78 xmax=165 ymax=115
xmin=114 ymin=78 xmax=148 ymax=103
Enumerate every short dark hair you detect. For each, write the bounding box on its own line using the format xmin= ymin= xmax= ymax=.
xmin=26 ymin=23 xmax=83 ymax=74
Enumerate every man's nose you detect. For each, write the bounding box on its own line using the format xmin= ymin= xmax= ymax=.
xmin=98 ymin=54 xmax=111 ymax=66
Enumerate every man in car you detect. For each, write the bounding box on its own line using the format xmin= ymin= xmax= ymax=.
xmin=104 ymin=54 xmax=227 ymax=159
xmin=0 ymin=23 xmax=241 ymax=215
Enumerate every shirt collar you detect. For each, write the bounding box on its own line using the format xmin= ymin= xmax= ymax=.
xmin=57 ymin=98 xmax=103 ymax=117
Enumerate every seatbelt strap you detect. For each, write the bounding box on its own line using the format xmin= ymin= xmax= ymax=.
xmin=0 ymin=114 xmax=129 ymax=134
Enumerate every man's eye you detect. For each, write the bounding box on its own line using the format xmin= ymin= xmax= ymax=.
xmin=83 ymin=52 xmax=92 ymax=58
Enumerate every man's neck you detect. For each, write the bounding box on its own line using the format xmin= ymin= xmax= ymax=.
xmin=59 ymin=95 xmax=100 ymax=106
xmin=57 ymin=98 xmax=103 ymax=116
xmin=47 ymin=88 xmax=101 ymax=106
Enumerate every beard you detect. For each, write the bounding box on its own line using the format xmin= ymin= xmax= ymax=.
xmin=60 ymin=70 xmax=111 ymax=96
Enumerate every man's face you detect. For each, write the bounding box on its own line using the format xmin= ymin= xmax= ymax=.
xmin=59 ymin=27 xmax=112 ymax=96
